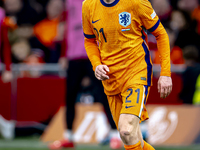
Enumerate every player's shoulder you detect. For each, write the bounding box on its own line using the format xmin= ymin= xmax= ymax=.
xmin=82 ymin=0 xmax=89 ymax=5
xmin=132 ymin=0 xmax=150 ymax=6
xmin=130 ymin=0 xmax=141 ymax=5
xmin=131 ymin=0 xmax=152 ymax=11
xmin=82 ymin=0 xmax=90 ymax=9
xmin=129 ymin=0 xmax=142 ymax=9
xmin=82 ymin=0 xmax=88 ymax=8
xmin=82 ymin=0 xmax=96 ymax=8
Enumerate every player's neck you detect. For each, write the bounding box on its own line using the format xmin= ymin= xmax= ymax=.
xmin=103 ymin=0 xmax=116 ymax=4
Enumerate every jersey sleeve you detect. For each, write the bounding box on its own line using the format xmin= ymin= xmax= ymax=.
xmin=136 ymin=0 xmax=171 ymax=77
xmin=152 ymin=23 xmax=171 ymax=77
xmin=82 ymin=1 xmax=101 ymax=71
xmin=137 ymin=0 xmax=160 ymax=32
xmin=82 ymin=1 xmax=95 ymax=38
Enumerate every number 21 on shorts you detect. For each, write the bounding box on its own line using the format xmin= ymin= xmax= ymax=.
xmin=125 ymin=88 xmax=140 ymax=104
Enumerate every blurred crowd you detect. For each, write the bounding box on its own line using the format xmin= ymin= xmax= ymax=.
xmin=0 ymin=0 xmax=199 ymax=101
xmin=0 ymin=0 xmax=66 ymax=79
xmin=149 ymin=0 xmax=200 ymax=65
xmin=0 ymin=0 xmax=200 ymax=68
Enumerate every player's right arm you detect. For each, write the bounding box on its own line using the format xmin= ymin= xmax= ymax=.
xmin=82 ymin=1 xmax=109 ymax=80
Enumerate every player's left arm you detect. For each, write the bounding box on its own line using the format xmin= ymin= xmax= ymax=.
xmin=136 ymin=0 xmax=172 ymax=98
xmin=151 ymin=23 xmax=172 ymax=99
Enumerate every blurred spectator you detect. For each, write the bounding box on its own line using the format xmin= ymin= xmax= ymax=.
xmin=177 ymin=0 xmax=199 ymax=13
xmin=169 ymin=10 xmax=191 ymax=31
xmin=11 ymin=39 xmax=30 ymax=63
xmin=9 ymin=38 xmax=42 ymax=77
xmin=170 ymin=9 xmax=200 ymax=58
xmin=33 ymin=0 xmax=65 ymax=63
xmin=180 ymin=45 xmax=200 ymax=104
xmin=192 ymin=3 xmax=200 ymax=34
xmin=151 ymin=0 xmax=172 ymax=26
xmin=4 ymin=0 xmax=22 ymax=15
xmin=0 ymin=5 xmax=12 ymax=83
xmin=27 ymin=0 xmax=48 ymax=21
xmin=4 ymin=0 xmax=41 ymax=26
xmin=193 ymin=74 xmax=200 ymax=105
xmin=5 ymin=0 xmax=41 ymax=25
xmin=3 ymin=0 xmax=44 ymax=65
xmin=153 ymin=27 xmax=184 ymax=65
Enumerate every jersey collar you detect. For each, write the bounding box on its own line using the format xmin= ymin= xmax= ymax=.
xmin=100 ymin=0 xmax=120 ymax=7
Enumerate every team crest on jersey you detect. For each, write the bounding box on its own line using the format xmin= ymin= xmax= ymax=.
xmin=119 ymin=12 xmax=131 ymax=27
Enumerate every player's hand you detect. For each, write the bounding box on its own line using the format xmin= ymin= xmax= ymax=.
xmin=158 ymin=76 xmax=172 ymax=98
xmin=95 ymin=65 xmax=109 ymax=80
xmin=2 ymin=71 xmax=13 ymax=83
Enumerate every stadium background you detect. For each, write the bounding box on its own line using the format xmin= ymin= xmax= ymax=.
xmin=0 ymin=0 xmax=200 ymax=149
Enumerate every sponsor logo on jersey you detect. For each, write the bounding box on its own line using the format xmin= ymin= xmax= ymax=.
xmin=119 ymin=12 xmax=131 ymax=27
xmin=125 ymin=105 xmax=135 ymax=109
xmin=92 ymin=19 xmax=100 ymax=24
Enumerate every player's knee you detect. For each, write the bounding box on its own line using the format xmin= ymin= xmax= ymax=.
xmin=119 ymin=128 xmax=138 ymax=145
xmin=119 ymin=130 xmax=130 ymax=144
xmin=118 ymin=114 xmax=140 ymax=145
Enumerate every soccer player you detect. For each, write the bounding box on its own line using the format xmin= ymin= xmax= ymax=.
xmin=82 ymin=0 xmax=172 ymax=149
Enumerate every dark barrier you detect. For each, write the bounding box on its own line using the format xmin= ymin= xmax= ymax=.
xmin=0 ymin=74 xmax=183 ymax=122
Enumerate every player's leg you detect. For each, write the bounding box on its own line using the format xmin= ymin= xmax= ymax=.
xmin=143 ymin=140 xmax=155 ymax=150
xmin=118 ymin=114 xmax=143 ymax=150
xmin=120 ymin=84 xmax=150 ymax=150
xmin=137 ymin=124 xmax=155 ymax=150
xmin=137 ymin=125 xmax=144 ymax=147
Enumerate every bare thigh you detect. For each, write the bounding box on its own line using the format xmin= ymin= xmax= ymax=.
xmin=118 ymin=114 xmax=140 ymax=145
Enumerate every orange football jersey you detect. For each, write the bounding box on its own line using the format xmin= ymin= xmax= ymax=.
xmin=82 ymin=0 xmax=170 ymax=95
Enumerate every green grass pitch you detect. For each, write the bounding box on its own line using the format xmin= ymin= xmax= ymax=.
xmin=0 ymin=138 xmax=199 ymax=150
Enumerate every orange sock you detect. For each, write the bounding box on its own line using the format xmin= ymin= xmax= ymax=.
xmin=143 ymin=140 xmax=155 ymax=150
xmin=124 ymin=141 xmax=143 ymax=150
